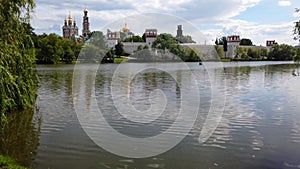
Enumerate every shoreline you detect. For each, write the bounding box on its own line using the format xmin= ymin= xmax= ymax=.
xmin=35 ymin=59 xmax=296 ymax=65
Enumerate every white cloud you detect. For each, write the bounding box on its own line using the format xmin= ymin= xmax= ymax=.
xmin=201 ymin=19 xmax=296 ymax=46
xmin=278 ymin=0 xmax=292 ymax=7
xmin=32 ymin=0 xmax=299 ymax=46
xmin=293 ymin=12 xmax=300 ymax=18
xmin=33 ymin=0 xmax=262 ymax=34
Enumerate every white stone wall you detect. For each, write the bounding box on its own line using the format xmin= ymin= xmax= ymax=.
xmin=123 ymin=42 xmax=147 ymax=54
xmin=146 ymin=38 xmax=156 ymax=47
xmin=181 ymin=44 xmax=218 ymax=60
xmin=107 ymin=40 xmax=118 ymax=49
xmin=227 ymin=42 xmax=239 ymax=58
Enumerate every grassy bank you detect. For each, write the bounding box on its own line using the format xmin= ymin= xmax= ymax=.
xmin=0 ymin=156 xmax=28 ymax=169
xmin=114 ymin=57 xmax=129 ymax=64
xmin=220 ymin=58 xmax=232 ymax=62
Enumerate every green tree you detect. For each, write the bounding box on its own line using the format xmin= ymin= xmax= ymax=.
xmin=102 ymin=48 xmax=114 ymax=63
xmin=152 ymin=33 xmax=178 ymax=49
xmin=253 ymin=48 xmax=260 ymax=58
xmin=222 ymin=37 xmax=228 ymax=58
xmin=0 ymin=0 xmax=38 ymax=117
xmin=241 ymin=51 xmax=247 ymax=59
xmin=61 ymin=39 xmax=75 ymax=64
xmin=177 ymin=35 xmax=196 ymax=43
xmin=215 ymin=38 xmax=219 ymax=45
xmin=73 ymin=42 xmax=84 ymax=60
xmin=247 ymin=48 xmax=253 ymax=58
xmin=294 ymin=48 xmax=300 ymax=76
xmin=79 ymin=44 xmax=101 ymax=63
xmin=294 ymin=48 xmax=300 ymax=63
xmin=123 ymin=37 xmax=131 ymax=42
xmin=35 ymin=34 xmax=83 ymax=63
xmin=143 ymin=45 xmax=149 ymax=50
xmin=115 ymin=42 xmax=124 ymax=57
xmin=169 ymin=43 xmax=186 ymax=59
xmin=247 ymin=48 xmax=260 ymax=58
xmin=234 ymin=47 xmax=243 ymax=59
xmin=218 ymin=37 xmax=226 ymax=45
xmin=136 ymin=45 xmax=144 ymax=52
xmin=142 ymin=33 xmax=146 ymax=42
xmin=240 ymin=38 xmax=253 ymax=46
xmin=89 ymin=31 xmax=106 ymax=49
xmin=184 ymin=48 xmax=200 ymax=62
xmin=123 ymin=35 xmax=144 ymax=42
xmin=152 ymin=33 xmax=186 ymax=58
xmin=36 ymin=34 xmax=63 ymax=64
xmin=260 ymin=48 xmax=268 ymax=58
xmin=152 ymin=33 xmax=200 ymax=61
xmin=294 ymin=20 xmax=300 ymax=42
xmin=268 ymin=44 xmax=296 ymax=61
xmin=214 ymin=45 xmax=223 ymax=58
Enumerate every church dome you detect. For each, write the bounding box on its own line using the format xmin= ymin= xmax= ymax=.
xmin=68 ymin=13 xmax=72 ymax=23
xmin=84 ymin=7 xmax=89 ymax=15
xmin=122 ymin=23 xmax=130 ymax=33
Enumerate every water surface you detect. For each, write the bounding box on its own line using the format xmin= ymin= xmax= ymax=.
xmin=20 ymin=62 xmax=300 ymax=168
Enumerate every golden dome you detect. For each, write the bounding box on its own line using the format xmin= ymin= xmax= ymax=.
xmin=84 ymin=8 xmax=88 ymax=13
xmin=122 ymin=23 xmax=130 ymax=33
xmin=68 ymin=12 xmax=72 ymax=22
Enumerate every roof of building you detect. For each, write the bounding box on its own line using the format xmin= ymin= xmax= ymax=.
xmin=122 ymin=23 xmax=130 ymax=33
xmin=227 ymin=35 xmax=240 ymax=42
xmin=84 ymin=39 xmax=91 ymax=44
xmin=72 ymin=35 xmax=81 ymax=39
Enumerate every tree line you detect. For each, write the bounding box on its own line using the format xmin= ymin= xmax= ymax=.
xmin=100 ymin=33 xmax=201 ymax=62
xmin=32 ymin=31 xmax=120 ymax=64
xmin=32 ymin=31 xmax=300 ymax=64
xmin=33 ymin=33 xmax=83 ymax=64
xmin=214 ymin=43 xmax=300 ymax=61
xmin=151 ymin=33 xmax=201 ymax=62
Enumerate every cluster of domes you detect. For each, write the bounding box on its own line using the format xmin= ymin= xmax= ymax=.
xmin=62 ymin=8 xmax=90 ymax=42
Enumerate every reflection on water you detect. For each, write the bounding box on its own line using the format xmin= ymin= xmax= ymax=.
xmin=0 ymin=108 xmax=41 ymax=167
xmin=2 ymin=62 xmax=300 ymax=169
xmin=96 ymin=69 xmax=182 ymax=138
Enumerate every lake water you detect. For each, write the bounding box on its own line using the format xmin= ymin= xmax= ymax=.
xmin=2 ymin=61 xmax=300 ymax=169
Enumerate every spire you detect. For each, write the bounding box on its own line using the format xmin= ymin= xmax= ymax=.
xmin=68 ymin=11 xmax=72 ymax=19
xmin=68 ymin=11 xmax=72 ymax=25
xmin=73 ymin=16 xmax=76 ymax=26
xmin=84 ymin=3 xmax=88 ymax=16
xmin=64 ymin=16 xmax=67 ymax=26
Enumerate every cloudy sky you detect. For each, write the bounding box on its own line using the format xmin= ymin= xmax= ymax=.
xmin=32 ymin=0 xmax=300 ymax=46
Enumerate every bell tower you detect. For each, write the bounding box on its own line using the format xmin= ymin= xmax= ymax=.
xmin=82 ymin=8 xmax=90 ymax=41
